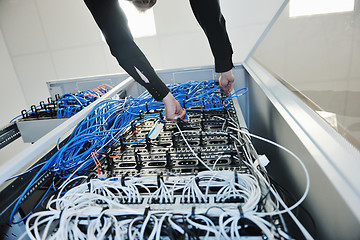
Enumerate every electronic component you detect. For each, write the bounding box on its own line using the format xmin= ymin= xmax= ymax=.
xmin=2 ymin=79 xmax=311 ymax=239
xmin=11 ymin=84 xmax=114 ymax=122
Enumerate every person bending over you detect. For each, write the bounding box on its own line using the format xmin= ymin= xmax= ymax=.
xmin=84 ymin=0 xmax=235 ymax=121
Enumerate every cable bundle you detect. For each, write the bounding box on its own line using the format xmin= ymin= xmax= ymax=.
xmin=10 ymin=79 xmax=246 ymax=223
xmin=10 ymin=84 xmax=113 ymax=122
xmin=8 ymin=78 xmax=316 ymax=239
xmin=170 ymin=80 xmax=247 ymax=110
xmin=56 ymin=84 xmax=113 ymax=118
xmin=22 ymin=171 xmax=291 ymax=240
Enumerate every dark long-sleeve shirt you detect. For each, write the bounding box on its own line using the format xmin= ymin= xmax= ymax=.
xmin=84 ymin=0 xmax=233 ymax=101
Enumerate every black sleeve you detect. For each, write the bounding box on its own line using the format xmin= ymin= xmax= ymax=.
xmin=84 ymin=0 xmax=169 ymax=101
xmin=189 ymin=0 xmax=234 ymax=73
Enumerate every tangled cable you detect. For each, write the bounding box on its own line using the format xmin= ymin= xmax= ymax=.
xmin=22 ymin=170 xmax=291 ymax=240
xmin=10 ymin=79 xmax=247 ymax=224
xmin=10 ymin=84 xmax=113 ymax=122
xmin=10 ymin=77 xmax=316 ymax=239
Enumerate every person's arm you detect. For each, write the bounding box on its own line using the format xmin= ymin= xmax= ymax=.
xmin=189 ymin=0 xmax=235 ymax=95
xmin=84 ymin=0 xmax=185 ymax=120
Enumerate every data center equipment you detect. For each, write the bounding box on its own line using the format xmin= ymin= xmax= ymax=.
xmin=1 ymin=0 xmax=360 ymax=238
xmin=10 ymin=84 xmax=121 ymax=143
xmin=1 ymin=63 xmax=360 ymax=239
xmin=12 ymin=84 xmax=110 ymax=122
xmin=0 ymin=78 xmax=314 ymax=239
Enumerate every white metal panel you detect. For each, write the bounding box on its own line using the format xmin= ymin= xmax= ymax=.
xmin=244 ymin=57 xmax=360 ymax=239
xmin=16 ymin=118 xmax=67 ymax=143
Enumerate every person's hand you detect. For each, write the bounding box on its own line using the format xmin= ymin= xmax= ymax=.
xmin=162 ymin=92 xmax=187 ymax=121
xmin=219 ymin=70 xmax=235 ymax=96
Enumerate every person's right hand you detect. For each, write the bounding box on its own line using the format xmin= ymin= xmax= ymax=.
xmin=219 ymin=70 xmax=235 ymax=96
xmin=162 ymin=92 xmax=187 ymax=122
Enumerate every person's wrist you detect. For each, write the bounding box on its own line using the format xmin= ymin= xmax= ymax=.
xmin=162 ymin=92 xmax=174 ymax=105
xmin=220 ymin=70 xmax=234 ymax=81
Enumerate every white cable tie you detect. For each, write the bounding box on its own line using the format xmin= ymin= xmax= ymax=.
xmin=253 ymin=155 xmax=270 ymax=171
xmin=148 ymin=120 xmax=164 ymax=140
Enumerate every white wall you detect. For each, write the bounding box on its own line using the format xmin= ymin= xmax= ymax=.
xmin=0 ymin=28 xmax=27 ymax=126
xmin=0 ymin=0 xmax=284 ymax=124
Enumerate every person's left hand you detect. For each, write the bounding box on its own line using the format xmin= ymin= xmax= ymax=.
xmin=162 ymin=92 xmax=187 ymax=122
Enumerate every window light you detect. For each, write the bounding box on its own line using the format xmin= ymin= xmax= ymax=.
xmin=118 ymin=0 xmax=156 ymax=38
xmin=289 ymin=0 xmax=355 ymax=17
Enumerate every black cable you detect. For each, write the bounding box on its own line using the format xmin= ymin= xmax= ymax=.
xmin=268 ymin=175 xmax=317 ymax=239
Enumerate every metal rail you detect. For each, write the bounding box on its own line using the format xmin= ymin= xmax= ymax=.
xmin=0 ymin=123 xmax=21 ymax=150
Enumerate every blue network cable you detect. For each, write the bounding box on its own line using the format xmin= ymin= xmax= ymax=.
xmin=9 ymin=85 xmax=112 ymax=123
xmin=9 ymin=79 xmax=248 ymax=224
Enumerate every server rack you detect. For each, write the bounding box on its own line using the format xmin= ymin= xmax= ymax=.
xmin=0 ymin=0 xmax=359 ymax=239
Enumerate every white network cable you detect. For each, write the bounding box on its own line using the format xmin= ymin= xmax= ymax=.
xmin=198 ymin=171 xmax=261 ymax=212
xmin=148 ymin=176 xmax=173 ymax=204
xmin=21 ymin=119 xmax=312 ymax=239
xmin=175 ymin=123 xmax=212 ymax=171
xmin=229 ymin=126 xmax=313 ymax=240
xmin=170 ymin=122 xmax=313 ymax=239
xmin=21 ymin=170 xmax=295 ymax=240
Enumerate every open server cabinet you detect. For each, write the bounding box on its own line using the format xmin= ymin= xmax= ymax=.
xmin=1 ymin=1 xmax=360 ymax=239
